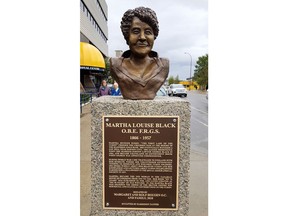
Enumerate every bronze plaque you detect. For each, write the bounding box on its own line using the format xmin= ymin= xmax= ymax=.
xmin=103 ymin=116 xmax=179 ymax=210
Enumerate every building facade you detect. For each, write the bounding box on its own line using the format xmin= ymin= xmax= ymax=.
xmin=80 ymin=0 xmax=108 ymax=94
xmin=80 ymin=0 xmax=108 ymax=57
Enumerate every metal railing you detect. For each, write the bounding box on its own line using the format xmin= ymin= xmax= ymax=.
xmin=80 ymin=92 xmax=93 ymax=114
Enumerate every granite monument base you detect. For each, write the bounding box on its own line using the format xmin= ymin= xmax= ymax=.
xmin=90 ymin=96 xmax=191 ymax=216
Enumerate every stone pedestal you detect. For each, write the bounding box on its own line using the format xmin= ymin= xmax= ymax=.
xmin=90 ymin=96 xmax=191 ymax=216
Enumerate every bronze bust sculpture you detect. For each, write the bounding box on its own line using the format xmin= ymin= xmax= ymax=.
xmin=110 ymin=7 xmax=169 ymax=100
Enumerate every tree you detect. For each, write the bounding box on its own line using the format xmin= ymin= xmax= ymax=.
xmin=175 ymin=75 xmax=180 ymax=84
xmin=104 ymin=57 xmax=110 ymax=77
xmin=168 ymin=75 xmax=180 ymax=85
xmin=104 ymin=57 xmax=114 ymax=83
xmin=192 ymin=54 xmax=208 ymax=90
xmin=168 ymin=76 xmax=175 ymax=85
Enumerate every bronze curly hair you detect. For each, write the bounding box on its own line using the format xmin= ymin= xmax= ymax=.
xmin=120 ymin=7 xmax=159 ymax=45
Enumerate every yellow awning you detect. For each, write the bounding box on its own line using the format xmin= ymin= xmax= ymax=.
xmin=80 ymin=42 xmax=105 ymax=70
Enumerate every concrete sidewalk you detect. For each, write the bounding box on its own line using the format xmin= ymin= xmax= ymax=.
xmin=80 ymin=104 xmax=208 ymax=216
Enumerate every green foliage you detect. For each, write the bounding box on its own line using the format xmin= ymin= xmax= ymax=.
xmin=192 ymin=54 xmax=208 ymax=89
xmin=175 ymin=75 xmax=180 ymax=84
xmin=168 ymin=75 xmax=180 ymax=85
xmin=168 ymin=76 xmax=175 ymax=85
xmin=104 ymin=57 xmax=110 ymax=77
xmin=104 ymin=57 xmax=114 ymax=83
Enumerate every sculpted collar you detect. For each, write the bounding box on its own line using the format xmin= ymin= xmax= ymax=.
xmin=114 ymin=50 xmax=164 ymax=87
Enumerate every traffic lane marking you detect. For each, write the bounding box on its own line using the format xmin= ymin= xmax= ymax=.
xmin=191 ymin=106 xmax=208 ymax=115
xmin=191 ymin=117 xmax=208 ymax=127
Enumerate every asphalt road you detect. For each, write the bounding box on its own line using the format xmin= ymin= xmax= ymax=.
xmin=183 ymin=90 xmax=208 ymax=155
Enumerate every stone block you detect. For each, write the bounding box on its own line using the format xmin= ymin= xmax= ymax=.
xmin=91 ymin=96 xmax=191 ymax=216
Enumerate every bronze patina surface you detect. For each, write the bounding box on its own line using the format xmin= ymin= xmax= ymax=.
xmin=103 ymin=116 xmax=179 ymax=210
xmin=110 ymin=7 xmax=169 ymax=100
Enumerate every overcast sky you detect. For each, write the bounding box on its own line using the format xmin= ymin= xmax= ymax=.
xmin=105 ymin=0 xmax=208 ymax=80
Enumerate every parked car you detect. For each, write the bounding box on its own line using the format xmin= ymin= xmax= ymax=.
xmin=167 ymin=84 xmax=187 ymax=97
xmin=156 ymin=86 xmax=168 ymax=96
xmin=162 ymin=85 xmax=168 ymax=94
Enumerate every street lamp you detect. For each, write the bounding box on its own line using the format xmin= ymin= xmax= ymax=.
xmin=184 ymin=52 xmax=192 ymax=89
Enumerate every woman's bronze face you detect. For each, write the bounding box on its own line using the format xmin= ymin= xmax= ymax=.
xmin=128 ymin=17 xmax=155 ymax=58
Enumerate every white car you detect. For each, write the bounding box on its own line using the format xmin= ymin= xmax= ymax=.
xmin=167 ymin=84 xmax=187 ymax=97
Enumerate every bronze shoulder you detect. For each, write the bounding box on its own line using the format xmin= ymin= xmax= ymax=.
xmin=109 ymin=57 xmax=122 ymax=67
xmin=159 ymin=58 xmax=169 ymax=66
